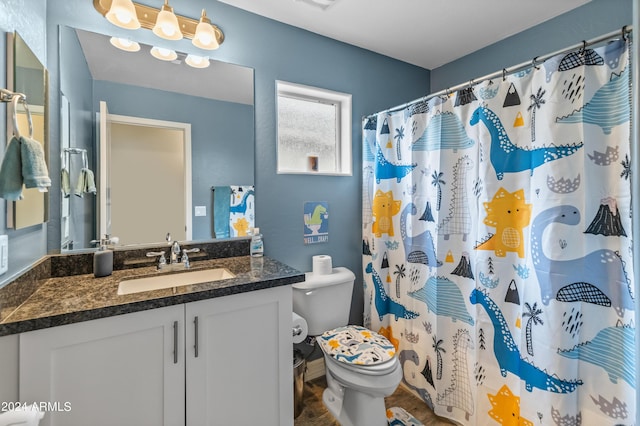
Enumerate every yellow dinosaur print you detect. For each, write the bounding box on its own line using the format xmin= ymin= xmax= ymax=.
xmin=378 ymin=326 xmax=399 ymax=351
xmin=487 ymin=384 xmax=533 ymax=426
xmin=475 ymin=188 xmax=531 ymax=258
xmin=232 ymin=217 xmax=251 ymax=236
xmin=372 ymin=190 xmax=401 ymax=237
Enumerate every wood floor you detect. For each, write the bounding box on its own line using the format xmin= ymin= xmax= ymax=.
xmin=294 ymin=376 xmax=456 ymax=426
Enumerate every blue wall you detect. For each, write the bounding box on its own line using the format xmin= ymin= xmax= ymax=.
xmin=431 ymin=0 xmax=633 ymax=92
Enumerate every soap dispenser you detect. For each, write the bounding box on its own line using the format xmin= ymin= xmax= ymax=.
xmin=250 ymin=227 xmax=264 ymax=257
xmin=92 ymin=235 xmax=117 ymax=278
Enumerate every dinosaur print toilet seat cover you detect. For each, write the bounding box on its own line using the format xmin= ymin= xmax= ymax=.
xmin=318 ymin=325 xmax=396 ymax=365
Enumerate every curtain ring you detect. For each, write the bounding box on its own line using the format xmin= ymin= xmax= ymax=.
xmin=502 ymin=68 xmax=507 ymax=81
xmin=622 ymin=25 xmax=629 ymax=41
xmin=531 ymin=56 xmax=540 ymax=70
xmin=468 ymin=79 xmax=475 ymax=88
xmin=579 ymin=40 xmax=587 ymax=56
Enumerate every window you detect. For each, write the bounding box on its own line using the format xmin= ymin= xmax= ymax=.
xmin=276 ymin=81 xmax=352 ymax=175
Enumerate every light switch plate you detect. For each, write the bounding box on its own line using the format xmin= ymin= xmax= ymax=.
xmin=0 ymin=235 xmax=8 ymax=275
xmin=194 ymin=206 xmax=207 ymax=217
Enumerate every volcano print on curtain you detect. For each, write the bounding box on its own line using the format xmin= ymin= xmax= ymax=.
xmin=362 ymin=38 xmax=635 ymax=425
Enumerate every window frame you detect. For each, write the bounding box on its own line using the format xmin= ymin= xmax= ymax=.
xmin=276 ymin=80 xmax=352 ymax=176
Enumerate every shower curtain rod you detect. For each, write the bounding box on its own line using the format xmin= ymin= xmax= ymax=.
xmin=366 ymin=26 xmax=633 ymax=119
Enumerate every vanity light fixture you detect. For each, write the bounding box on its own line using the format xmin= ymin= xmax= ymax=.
xmin=105 ymin=0 xmax=140 ymax=29
xmin=94 ymin=0 xmax=225 ymax=47
xmin=109 ymin=36 xmax=141 ymax=52
xmin=152 ymin=0 xmax=182 ymax=41
xmin=150 ymin=46 xmax=178 ymax=61
xmin=192 ymin=10 xmax=219 ymax=50
xmin=185 ymin=54 xmax=210 ymax=68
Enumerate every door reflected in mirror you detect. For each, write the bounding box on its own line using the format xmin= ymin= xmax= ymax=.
xmin=58 ymin=26 xmax=254 ymax=252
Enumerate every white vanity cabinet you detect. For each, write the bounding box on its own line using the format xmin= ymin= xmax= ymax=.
xmin=19 ymin=285 xmax=293 ymax=426
xmin=20 ymin=304 xmax=186 ymax=426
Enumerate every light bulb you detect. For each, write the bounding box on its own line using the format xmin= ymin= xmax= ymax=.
xmin=109 ymin=37 xmax=141 ymax=52
xmin=192 ymin=9 xmax=219 ymax=50
xmin=185 ymin=54 xmax=210 ymax=68
xmin=106 ymin=0 xmax=141 ymax=30
xmin=152 ymin=1 xmax=183 ymax=41
xmin=150 ymin=46 xmax=178 ymax=61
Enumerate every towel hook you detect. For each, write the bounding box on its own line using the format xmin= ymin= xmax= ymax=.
xmin=11 ymin=93 xmax=33 ymax=139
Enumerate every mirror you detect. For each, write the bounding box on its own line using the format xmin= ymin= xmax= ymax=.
xmin=6 ymin=31 xmax=49 ymax=229
xmin=58 ymin=26 xmax=254 ymax=251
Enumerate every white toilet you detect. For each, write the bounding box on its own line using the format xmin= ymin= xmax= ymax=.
xmin=292 ymin=267 xmax=402 ymax=426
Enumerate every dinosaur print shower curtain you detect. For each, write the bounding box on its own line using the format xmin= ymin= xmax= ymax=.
xmin=362 ymin=38 xmax=635 ymax=425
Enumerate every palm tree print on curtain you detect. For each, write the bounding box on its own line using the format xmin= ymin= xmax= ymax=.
xmin=362 ymin=38 xmax=635 ymax=425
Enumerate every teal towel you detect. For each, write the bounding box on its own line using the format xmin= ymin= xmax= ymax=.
xmin=0 ymin=137 xmax=24 ymax=200
xmin=213 ymin=186 xmax=231 ymax=238
xmin=20 ymin=136 xmax=51 ymax=190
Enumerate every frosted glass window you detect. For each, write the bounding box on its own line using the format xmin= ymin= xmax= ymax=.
xmin=276 ymin=81 xmax=352 ymax=175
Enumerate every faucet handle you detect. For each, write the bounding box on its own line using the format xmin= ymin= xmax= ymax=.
xmin=181 ymin=248 xmax=200 ymax=268
xmin=146 ymin=251 xmax=167 ymax=268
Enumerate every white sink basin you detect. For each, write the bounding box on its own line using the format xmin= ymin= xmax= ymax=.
xmin=118 ymin=268 xmax=235 ymax=295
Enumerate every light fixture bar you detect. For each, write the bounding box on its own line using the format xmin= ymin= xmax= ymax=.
xmin=93 ymin=0 xmax=224 ymax=45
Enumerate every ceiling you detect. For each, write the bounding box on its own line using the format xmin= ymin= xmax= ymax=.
xmin=219 ymin=0 xmax=592 ymax=69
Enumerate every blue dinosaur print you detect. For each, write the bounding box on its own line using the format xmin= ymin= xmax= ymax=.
xmin=400 ymin=203 xmax=441 ymax=267
xmin=531 ymin=205 xmax=633 ymax=316
xmin=558 ymin=324 xmax=635 ymax=388
xmin=469 ymin=106 xmax=583 ymax=180
xmin=411 ymin=112 xmax=475 ymax=152
xmin=408 ymin=277 xmax=474 ymax=325
xmin=374 ymin=143 xmax=416 ymax=183
xmin=229 ymin=188 xmax=255 ymax=214
xmin=556 ymin=67 xmax=630 ymax=134
xmin=470 ymin=288 xmax=582 ymax=393
xmin=366 ymin=263 xmax=419 ymax=321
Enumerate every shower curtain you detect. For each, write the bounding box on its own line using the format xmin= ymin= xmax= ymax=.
xmin=362 ymin=37 xmax=635 ymax=425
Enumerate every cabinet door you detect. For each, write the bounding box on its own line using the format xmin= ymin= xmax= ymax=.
xmin=20 ymin=305 xmax=185 ymax=426
xmin=185 ymin=286 xmax=293 ymax=426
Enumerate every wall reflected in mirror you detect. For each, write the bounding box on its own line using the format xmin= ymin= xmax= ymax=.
xmin=58 ymin=26 xmax=255 ymax=252
xmin=6 ymin=31 xmax=49 ymax=229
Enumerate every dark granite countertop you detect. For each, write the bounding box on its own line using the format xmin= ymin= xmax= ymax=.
xmin=0 ymin=240 xmax=304 ymax=337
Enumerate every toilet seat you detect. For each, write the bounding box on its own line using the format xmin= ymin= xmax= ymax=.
xmin=318 ymin=325 xmax=396 ymax=367
xmin=323 ymin=351 xmax=399 ymax=376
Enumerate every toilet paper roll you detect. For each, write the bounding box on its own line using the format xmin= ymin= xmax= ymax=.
xmin=312 ymin=255 xmax=332 ymax=276
xmin=292 ymin=312 xmax=308 ymax=344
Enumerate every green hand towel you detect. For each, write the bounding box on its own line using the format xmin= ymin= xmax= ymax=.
xmin=61 ymin=167 xmax=70 ymax=198
xmin=74 ymin=168 xmax=86 ymax=198
xmin=0 ymin=137 xmax=24 ymax=200
xmin=20 ymin=136 xmax=51 ymax=190
xmin=84 ymin=168 xmax=96 ymax=194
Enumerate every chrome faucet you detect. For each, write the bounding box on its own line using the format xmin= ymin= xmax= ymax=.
xmin=146 ymin=233 xmax=200 ymax=270
xmin=170 ymin=240 xmax=181 ymax=264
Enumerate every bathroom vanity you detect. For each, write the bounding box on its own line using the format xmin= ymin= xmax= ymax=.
xmin=0 ymin=240 xmax=304 ymax=426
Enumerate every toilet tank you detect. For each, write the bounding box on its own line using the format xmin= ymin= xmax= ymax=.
xmin=292 ymin=267 xmax=355 ymax=336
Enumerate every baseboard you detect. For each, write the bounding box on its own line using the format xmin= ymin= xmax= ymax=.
xmin=305 ymin=358 xmax=325 ymax=381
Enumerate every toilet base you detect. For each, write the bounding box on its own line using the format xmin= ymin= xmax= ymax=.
xmin=322 ymin=385 xmax=388 ymax=426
